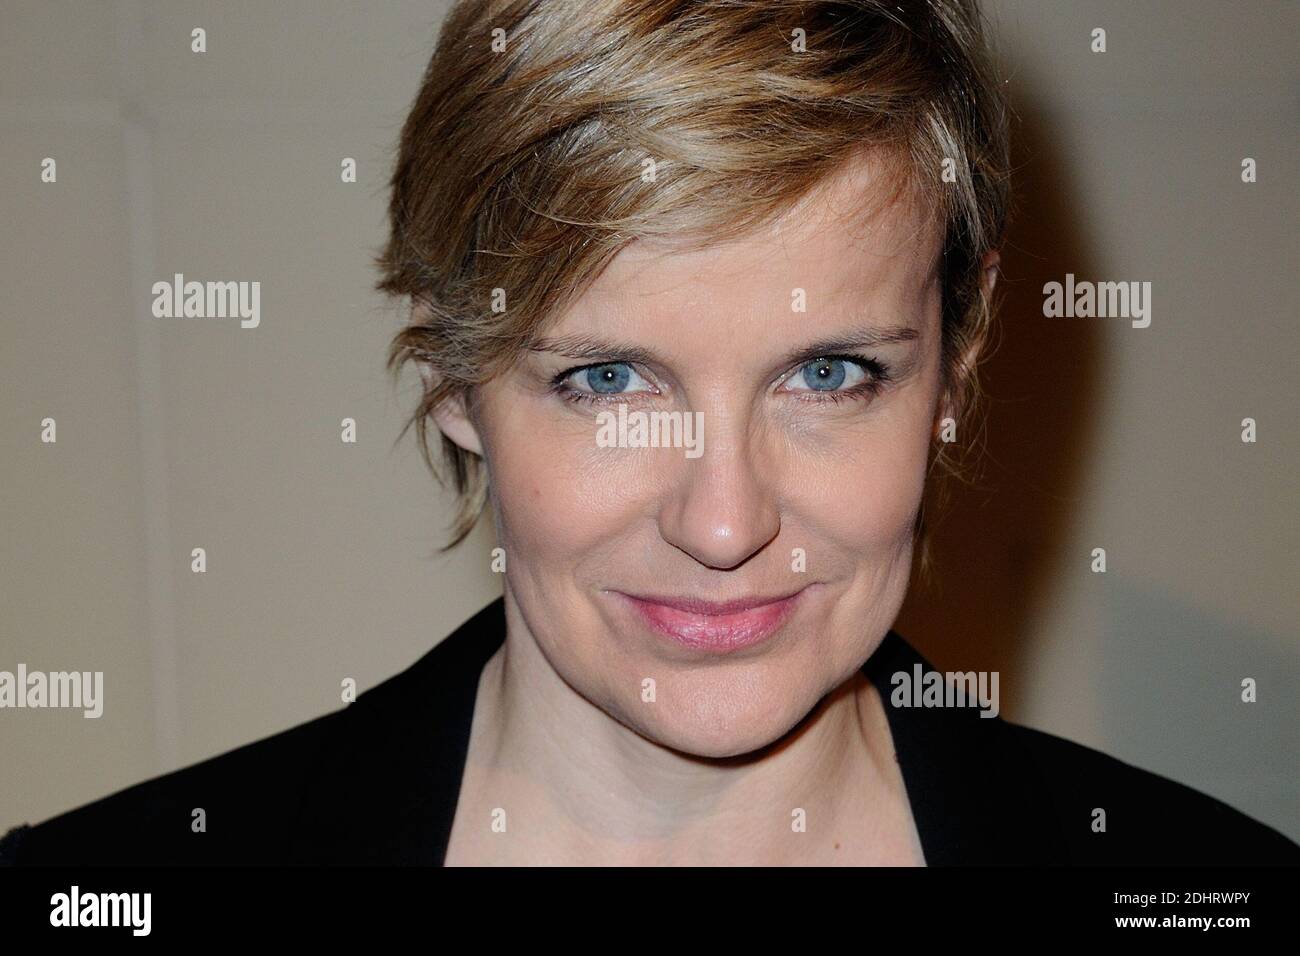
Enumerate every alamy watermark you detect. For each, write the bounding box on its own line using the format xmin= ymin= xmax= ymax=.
xmin=889 ymin=663 xmax=999 ymax=718
xmin=595 ymin=403 xmax=704 ymax=458
xmin=0 ymin=665 xmax=103 ymax=717
xmin=1043 ymin=273 xmax=1151 ymax=328
xmin=50 ymin=886 xmax=150 ymax=936
xmin=151 ymin=273 xmax=260 ymax=328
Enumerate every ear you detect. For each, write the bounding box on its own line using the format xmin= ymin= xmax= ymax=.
xmin=980 ymin=249 xmax=1001 ymax=299
xmin=933 ymin=249 xmax=1001 ymax=438
xmin=420 ymin=362 xmax=484 ymax=456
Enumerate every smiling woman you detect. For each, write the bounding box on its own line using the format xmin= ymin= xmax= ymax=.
xmin=3 ymin=0 xmax=1296 ymax=868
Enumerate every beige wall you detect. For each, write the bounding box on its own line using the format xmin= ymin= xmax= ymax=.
xmin=2 ymin=1 xmax=1295 ymax=843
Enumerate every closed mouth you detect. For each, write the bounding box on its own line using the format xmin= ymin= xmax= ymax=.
xmin=608 ymin=586 xmax=810 ymax=652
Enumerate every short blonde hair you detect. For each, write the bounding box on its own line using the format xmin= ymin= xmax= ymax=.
xmin=374 ymin=0 xmax=1011 ymax=575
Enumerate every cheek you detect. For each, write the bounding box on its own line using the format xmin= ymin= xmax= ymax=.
xmin=786 ymin=397 xmax=934 ymax=553
xmin=478 ymin=399 xmax=638 ymax=563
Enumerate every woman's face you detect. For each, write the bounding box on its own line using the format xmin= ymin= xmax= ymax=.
xmin=439 ymin=154 xmax=960 ymax=758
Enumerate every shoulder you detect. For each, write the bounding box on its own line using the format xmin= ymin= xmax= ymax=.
xmin=3 ymin=600 xmax=504 ymax=866
xmin=993 ymin=718 xmax=1299 ymax=865
xmin=869 ymin=631 xmax=1297 ymax=865
xmin=2 ymin=705 xmax=350 ymax=865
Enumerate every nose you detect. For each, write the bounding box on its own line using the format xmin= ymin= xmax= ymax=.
xmin=656 ymin=413 xmax=781 ymax=570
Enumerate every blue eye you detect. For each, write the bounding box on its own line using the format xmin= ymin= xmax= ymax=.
xmin=781 ymin=355 xmax=891 ymax=404
xmin=585 ymin=363 xmax=632 ymax=394
xmin=555 ymin=362 xmax=656 ymax=402
xmin=790 ymin=357 xmax=864 ymax=392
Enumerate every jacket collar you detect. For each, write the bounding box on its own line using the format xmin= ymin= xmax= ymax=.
xmin=288 ymin=598 xmax=503 ymax=864
xmin=289 ymin=596 xmax=1060 ymax=864
xmin=862 ymin=627 xmax=1063 ymax=864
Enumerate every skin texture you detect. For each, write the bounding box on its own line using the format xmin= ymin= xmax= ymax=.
xmin=436 ymin=151 xmax=999 ymax=865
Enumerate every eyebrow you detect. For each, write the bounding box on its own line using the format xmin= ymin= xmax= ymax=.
xmin=530 ymin=323 xmax=920 ymax=368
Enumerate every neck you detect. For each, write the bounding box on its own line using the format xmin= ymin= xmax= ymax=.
xmin=457 ymin=591 xmax=915 ymax=865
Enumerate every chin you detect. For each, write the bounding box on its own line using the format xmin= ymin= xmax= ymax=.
xmin=639 ymin=714 xmax=804 ymax=761
xmin=618 ymin=668 xmax=825 ymax=760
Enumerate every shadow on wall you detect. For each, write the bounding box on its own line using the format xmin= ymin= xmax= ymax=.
xmin=895 ymin=94 xmax=1102 ymax=720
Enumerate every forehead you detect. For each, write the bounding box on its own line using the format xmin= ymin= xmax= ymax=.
xmin=577 ymin=149 xmax=944 ymax=319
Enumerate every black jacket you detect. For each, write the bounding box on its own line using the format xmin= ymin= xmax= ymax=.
xmin=3 ymin=597 xmax=1295 ymax=865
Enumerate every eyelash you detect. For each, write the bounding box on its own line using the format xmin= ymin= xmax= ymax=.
xmin=547 ymin=354 xmax=893 ymax=407
xmin=795 ymin=355 xmax=893 ymax=404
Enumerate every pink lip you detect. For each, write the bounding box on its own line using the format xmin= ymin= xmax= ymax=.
xmin=612 ymin=587 xmax=808 ymax=653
